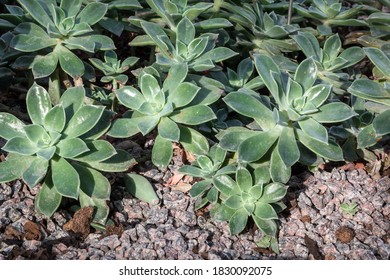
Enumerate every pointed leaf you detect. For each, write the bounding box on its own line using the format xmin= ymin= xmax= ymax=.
xmin=73 ymin=163 xmax=110 ymax=200
xmin=225 ymin=195 xmax=243 ymax=209
xmin=32 ymin=52 xmax=58 ymax=79
xmin=158 ymin=117 xmax=180 ymax=142
xmin=0 ymin=154 xmax=34 ymax=183
xmin=253 ymin=216 xmax=277 ymax=236
xmin=76 ymin=2 xmax=108 ymax=26
xmin=170 ymin=105 xmax=216 ymax=125
xmin=294 ymin=57 xmax=317 ymax=92
xmin=177 ymin=17 xmax=194 ymax=46
xmin=116 ymin=86 xmax=145 ymax=110
xmin=236 ymin=167 xmax=252 ymax=192
xmin=24 ymin=124 xmax=51 ymax=146
xmin=44 ymin=104 xmax=66 ymax=133
xmin=140 ymin=73 xmax=161 ymax=102
xmin=311 ymin=103 xmax=356 ymax=123
xmin=52 ymin=157 xmax=80 ymax=199
xmin=365 ymin=47 xmax=390 ymax=78
xmin=107 ymin=117 xmax=141 ymax=138
xmin=169 ymin=82 xmax=200 ymax=108
xmin=137 ymin=115 xmax=160 ymax=136
xmin=64 ymin=105 xmax=105 ymax=138
xmin=259 ymin=183 xmax=288 ymax=204
xmin=2 ymin=137 xmax=39 ymax=155
xmin=56 ymin=45 xmax=85 ymax=78
xmin=223 ymin=91 xmax=275 ymax=130
xmin=373 ymin=109 xmax=390 ymax=136
xmin=74 ymin=140 xmax=117 ymax=163
xmin=0 ymin=113 xmax=25 ymax=140
xmin=270 ymin=148 xmax=291 ymax=184
xmin=229 ymin=208 xmax=248 ymax=235
xmin=152 ymin=135 xmax=172 ymax=168
xmin=189 ymin=180 xmax=212 ymax=197
xmin=163 ymin=63 xmax=188 ymax=93
xmin=35 ymin=172 xmax=62 ymax=217
xmin=57 ymin=138 xmax=89 ymax=158
xmin=60 ymin=86 xmax=85 ymax=121
xmin=304 ymin=84 xmax=331 ymax=108
xmin=254 ymin=202 xmax=278 ymax=220
xmin=22 ymin=157 xmax=48 ymax=188
xmin=27 ymin=83 xmax=52 ymax=125
xmin=296 ymin=129 xmax=343 ymax=161
xmin=238 ymin=131 xmax=279 ymax=163
xmin=213 ymin=175 xmax=238 ymax=196
xmin=83 ymin=149 xmax=136 ymax=172
xmin=124 ymin=173 xmax=159 ymax=205
xmin=278 ymin=126 xmax=300 ymax=167
xmin=298 ymin=118 xmax=328 ymax=144
xmin=179 ymin=125 xmax=209 ymax=155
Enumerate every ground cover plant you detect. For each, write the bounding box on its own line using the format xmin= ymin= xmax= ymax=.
xmin=0 ymin=0 xmax=389 ymax=253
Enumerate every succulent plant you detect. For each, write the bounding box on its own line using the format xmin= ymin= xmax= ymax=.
xmin=178 ymin=145 xmax=236 ymax=209
xmin=134 ymin=17 xmax=237 ymax=72
xmin=108 ymin=63 xmax=216 ymax=168
xmin=211 ymin=166 xmax=288 ymax=237
xmin=294 ymin=0 xmax=367 ymax=35
xmin=9 ymin=0 xmax=115 ymax=80
xmin=292 ymin=32 xmax=365 ymax=93
xmin=89 ymin=50 xmax=139 ymax=89
xmin=0 ymin=83 xmax=135 ymax=225
xmin=219 ymin=1 xmax=299 ymax=55
xmin=129 ymin=0 xmax=232 ymax=32
xmin=219 ymin=54 xmax=356 ymax=183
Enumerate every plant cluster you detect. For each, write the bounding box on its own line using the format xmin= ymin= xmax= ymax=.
xmin=1 ymin=0 xmax=390 ymax=253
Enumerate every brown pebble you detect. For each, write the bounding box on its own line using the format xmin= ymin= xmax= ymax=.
xmin=300 ymin=215 xmax=312 ymax=223
xmin=64 ymin=206 xmax=94 ymax=238
xmin=23 ymin=221 xmax=42 ymax=241
xmin=335 ymin=226 xmax=355 ymax=243
xmin=325 ymin=255 xmax=336 ymax=260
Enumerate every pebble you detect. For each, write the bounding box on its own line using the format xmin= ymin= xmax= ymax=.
xmin=0 ymin=167 xmax=388 ymax=260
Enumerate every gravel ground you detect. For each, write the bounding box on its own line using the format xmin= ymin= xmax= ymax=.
xmin=0 ymin=162 xmax=389 ymax=260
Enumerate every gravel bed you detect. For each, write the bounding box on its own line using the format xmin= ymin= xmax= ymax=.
xmin=0 ymin=165 xmax=389 ymax=260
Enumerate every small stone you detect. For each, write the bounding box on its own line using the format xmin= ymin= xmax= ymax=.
xmin=8 ymin=208 xmax=22 ymax=222
xmin=300 ymin=215 xmax=311 ymax=223
xmin=335 ymin=226 xmax=355 ymax=243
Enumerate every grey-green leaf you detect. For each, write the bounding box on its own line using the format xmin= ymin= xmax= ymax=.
xmin=152 ymin=135 xmax=173 ymax=169
xmin=73 ymin=163 xmax=110 ymax=200
xmin=254 ymin=202 xmax=278 ymax=220
xmin=44 ymin=104 xmax=66 ymax=133
xmin=27 ymin=83 xmax=52 ymax=125
xmin=0 ymin=113 xmax=25 ymax=140
xmin=56 ymin=138 xmax=89 ymax=158
xmin=311 ymin=103 xmax=356 ymax=123
xmin=124 ymin=173 xmax=159 ymax=205
xmin=51 ymin=157 xmax=80 ymax=199
xmin=22 ymin=157 xmax=48 ymax=188
xmin=278 ymin=126 xmax=300 ymax=167
xmin=35 ymin=173 xmax=62 ymax=217
xmin=238 ymin=131 xmax=279 ymax=163
xmin=297 ymin=129 xmax=343 ymax=161
xmin=83 ymin=149 xmax=136 ymax=172
xmin=158 ymin=117 xmax=180 ymax=142
xmin=64 ymin=105 xmax=105 ymax=138
xmin=170 ymin=105 xmax=216 ymax=125
xmin=229 ymin=208 xmax=248 ymax=235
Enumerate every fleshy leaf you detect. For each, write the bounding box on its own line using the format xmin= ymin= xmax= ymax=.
xmin=124 ymin=173 xmax=159 ymax=205
xmin=152 ymin=135 xmax=173 ymax=168
xmin=35 ymin=172 xmax=62 ymax=217
xmin=51 ymin=157 xmax=80 ymax=199
xmin=27 ymin=83 xmax=52 ymax=125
